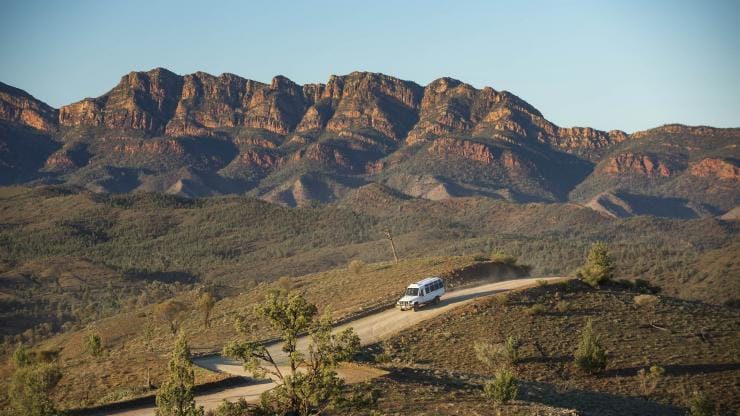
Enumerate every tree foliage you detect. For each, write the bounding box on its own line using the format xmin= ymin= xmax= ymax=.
xmin=574 ymin=318 xmax=607 ymax=374
xmin=224 ymin=290 xmax=360 ymax=416
xmin=579 ymin=242 xmax=615 ymax=287
xmin=196 ymin=292 xmax=216 ymax=329
xmin=156 ymin=300 xmax=188 ymax=335
xmin=155 ymin=332 xmax=204 ymax=416
xmin=7 ymin=348 xmax=61 ymax=416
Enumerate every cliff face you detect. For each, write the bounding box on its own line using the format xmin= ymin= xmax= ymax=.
xmin=1 ymin=69 xmax=737 ymax=214
xmin=600 ymin=152 xmax=678 ymax=177
xmin=0 ymin=82 xmax=58 ymax=131
xmin=52 ymin=69 xmax=625 ymax=152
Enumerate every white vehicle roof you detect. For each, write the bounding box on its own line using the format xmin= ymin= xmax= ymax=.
xmin=408 ymin=276 xmax=443 ymax=288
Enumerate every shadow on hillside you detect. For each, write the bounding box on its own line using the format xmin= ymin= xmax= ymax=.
xmin=381 ymin=368 xmax=684 ymax=416
xmin=603 ymin=362 xmax=740 ymax=378
xmin=124 ymin=269 xmax=199 ymax=284
xmin=520 ymin=380 xmax=684 ymax=416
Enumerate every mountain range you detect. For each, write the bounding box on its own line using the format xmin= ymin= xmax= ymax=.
xmin=1 ymin=68 xmax=738 ymax=218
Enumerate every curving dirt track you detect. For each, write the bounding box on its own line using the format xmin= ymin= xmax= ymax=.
xmin=102 ymin=276 xmax=565 ymax=415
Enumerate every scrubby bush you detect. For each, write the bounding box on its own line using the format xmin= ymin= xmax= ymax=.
xmin=525 ymin=303 xmax=546 ymax=316
xmin=578 ymin=242 xmax=615 ymax=287
xmin=556 ymin=300 xmax=570 ymax=313
xmin=348 ymin=259 xmax=366 ymax=274
xmin=536 ymin=279 xmax=549 ymax=287
xmin=494 ymin=293 xmax=509 ymax=306
xmin=636 ymin=365 xmax=665 ymax=397
xmin=688 ymin=391 xmax=714 ymax=416
xmin=483 ymin=368 xmax=518 ymax=405
xmin=85 ymin=331 xmax=103 ymax=357
xmin=474 ymin=336 xmax=519 ymax=369
xmin=277 ymin=276 xmax=293 ymax=292
xmin=574 ymin=318 xmax=607 ymax=374
xmin=634 ymin=294 xmax=659 ymax=308
xmin=490 ymin=251 xmax=517 ymax=265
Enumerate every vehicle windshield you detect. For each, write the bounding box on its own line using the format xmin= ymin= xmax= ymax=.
xmin=405 ymin=287 xmax=419 ymax=296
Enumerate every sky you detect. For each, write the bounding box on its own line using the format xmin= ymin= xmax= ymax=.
xmin=1 ymin=0 xmax=738 ymax=133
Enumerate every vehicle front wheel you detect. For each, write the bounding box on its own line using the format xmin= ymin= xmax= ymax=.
xmin=412 ymin=303 xmax=418 ymax=312
xmin=433 ymin=296 xmax=440 ymax=305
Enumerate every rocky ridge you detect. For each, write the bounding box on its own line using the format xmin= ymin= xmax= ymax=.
xmin=1 ymin=69 xmax=738 ymax=217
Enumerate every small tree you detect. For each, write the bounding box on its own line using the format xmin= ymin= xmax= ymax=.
xmin=636 ymin=365 xmax=665 ymax=397
xmin=579 ymin=242 xmax=615 ymax=287
xmin=12 ymin=343 xmax=30 ymax=368
xmin=224 ymin=290 xmax=360 ymax=416
xmin=155 ymin=332 xmax=204 ymax=416
xmin=574 ymin=318 xmax=607 ymax=374
xmin=8 ymin=348 xmax=61 ymax=416
xmin=85 ymin=331 xmax=103 ymax=357
xmin=156 ymin=299 xmax=188 ymax=335
xmin=196 ymin=292 xmax=217 ymax=329
xmin=483 ymin=368 xmax=518 ymax=405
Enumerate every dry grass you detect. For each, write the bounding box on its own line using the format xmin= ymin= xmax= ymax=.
xmin=0 ymin=255 xmax=511 ymax=410
xmin=374 ymin=281 xmax=740 ymax=414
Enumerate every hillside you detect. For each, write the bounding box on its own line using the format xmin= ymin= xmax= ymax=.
xmin=0 ymin=256 xmax=527 ymax=409
xmin=344 ymin=281 xmax=740 ymax=415
xmin=1 ymin=185 xmax=737 ymax=344
xmin=0 ymin=71 xmax=737 ymax=217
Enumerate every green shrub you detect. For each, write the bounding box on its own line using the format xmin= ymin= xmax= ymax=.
xmin=483 ymin=368 xmax=518 ymax=405
xmin=525 ymin=303 xmax=546 ymax=316
xmin=536 ymin=279 xmax=549 ymax=287
xmin=490 ymin=251 xmax=517 ymax=265
xmin=688 ymin=391 xmax=714 ymax=416
xmin=578 ymin=242 xmax=615 ymax=287
xmin=574 ymin=318 xmax=607 ymax=374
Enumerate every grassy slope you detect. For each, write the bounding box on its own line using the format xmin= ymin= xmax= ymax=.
xmin=348 ymin=281 xmax=739 ymax=415
xmin=1 ymin=256 xmax=519 ymax=409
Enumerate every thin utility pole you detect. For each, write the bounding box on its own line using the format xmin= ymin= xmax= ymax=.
xmin=384 ymin=229 xmax=399 ymax=264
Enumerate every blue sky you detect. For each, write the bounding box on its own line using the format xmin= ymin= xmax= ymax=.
xmin=1 ymin=0 xmax=738 ymax=132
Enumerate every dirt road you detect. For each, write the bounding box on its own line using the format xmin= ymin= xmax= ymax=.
xmin=102 ymin=276 xmax=563 ymax=415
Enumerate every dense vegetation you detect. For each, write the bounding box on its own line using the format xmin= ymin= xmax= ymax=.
xmin=0 ymin=185 xmax=737 ymax=346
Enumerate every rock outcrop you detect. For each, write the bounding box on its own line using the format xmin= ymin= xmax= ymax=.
xmin=60 ymin=68 xmax=183 ymax=132
xmin=689 ymin=158 xmax=739 ymax=181
xmin=600 ymin=152 xmax=677 ymax=177
xmin=0 ymin=82 xmax=58 ymax=131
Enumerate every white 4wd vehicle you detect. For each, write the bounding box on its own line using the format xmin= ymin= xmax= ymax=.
xmin=396 ymin=277 xmax=445 ymax=311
